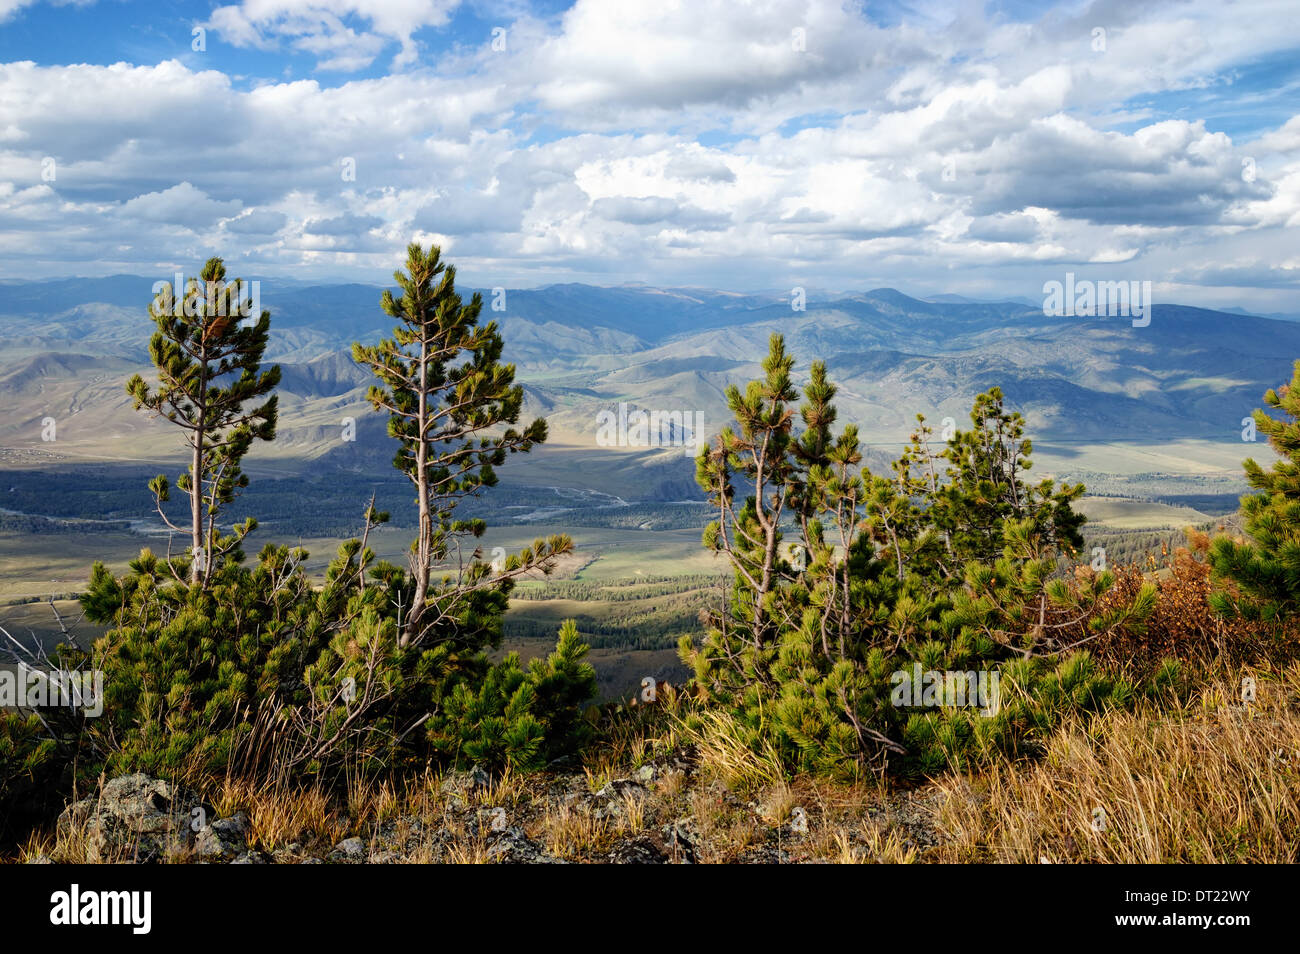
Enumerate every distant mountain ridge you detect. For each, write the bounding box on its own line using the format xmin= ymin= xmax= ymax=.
xmin=0 ymin=279 xmax=1291 ymax=502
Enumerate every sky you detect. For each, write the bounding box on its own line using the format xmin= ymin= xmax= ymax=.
xmin=0 ymin=0 xmax=1298 ymax=309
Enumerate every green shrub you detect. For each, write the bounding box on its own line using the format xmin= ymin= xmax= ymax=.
xmin=428 ymin=620 xmax=598 ymax=771
xmin=687 ymin=334 xmax=1156 ymax=779
xmin=1210 ymin=359 xmax=1300 ymax=625
xmin=79 ymin=541 xmax=596 ymax=780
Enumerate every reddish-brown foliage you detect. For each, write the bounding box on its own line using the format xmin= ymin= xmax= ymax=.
xmin=1089 ymin=532 xmax=1293 ymax=672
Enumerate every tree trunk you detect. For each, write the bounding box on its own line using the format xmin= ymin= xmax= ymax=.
xmin=403 ymin=337 xmax=431 ymax=646
xmin=191 ymin=354 xmax=207 ymax=587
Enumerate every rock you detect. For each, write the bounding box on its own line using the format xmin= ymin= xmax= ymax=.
xmin=467 ymin=806 xmax=510 ymax=836
xmin=368 ymin=850 xmax=402 ymax=864
xmin=24 ymin=854 xmax=54 ymax=864
xmin=633 ymin=765 xmax=656 ymax=784
xmin=229 ymin=850 xmax=268 ymax=864
xmin=593 ymin=778 xmax=643 ymax=800
xmin=486 ymin=826 xmax=559 ymax=863
xmin=269 ymin=841 xmax=305 ymax=863
xmin=608 ymin=832 xmax=671 ymax=864
xmin=57 ymin=773 xmax=201 ymax=863
xmin=663 ymin=821 xmax=697 ymax=864
xmin=370 ymin=814 xmax=433 ymax=856
xmin=195 ymin=810 xmax=250 ymax=859
xmin=329 ymin=836 xmax=366 ymax=861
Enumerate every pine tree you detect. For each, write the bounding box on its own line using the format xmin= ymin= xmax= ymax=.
xmin=125 ymin=258 xmax=279 ymax=586
xmin=352 ymin=243 xmax=564 ymax=646
xmin=695 ymin=334 xmax=799 ymax=652
xmin=918 ymin=389 xmax=1085 ymax=572
xmin=687 ymin=335 xmax=1153 ymax=778
xmin=1210 ymin=360 xmax=1300 ymax=621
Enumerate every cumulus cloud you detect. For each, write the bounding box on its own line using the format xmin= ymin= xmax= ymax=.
xmin=225 ymin=209 xmax=289 ymax=234
xmin=303 ymin=211 xmax=383 ymax=235
xmin=965 ymin=213 xmax=1042 ymax=244
xmin=119 ymin=182 xmax=242 ymax=227
xmin=0 ymin=0 xmax=1297 ymax=313
xmin=204 ymin=0 xmax=461 ymax=70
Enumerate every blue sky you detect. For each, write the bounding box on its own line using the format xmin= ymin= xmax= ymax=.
xmin=1 ymin=0 xmax=1298 ymax=310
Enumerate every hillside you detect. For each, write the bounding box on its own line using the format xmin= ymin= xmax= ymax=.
xmin=0 ymin=282 xmax=1284 ymax=510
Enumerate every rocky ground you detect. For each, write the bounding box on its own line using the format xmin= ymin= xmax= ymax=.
xmin=19 ymin=759 xmax=955 ymax=864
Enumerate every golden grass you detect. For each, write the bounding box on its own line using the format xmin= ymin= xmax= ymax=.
xmin=539 ymin=803 xmax=611 ymax=860
xmin=677 ymin=709 xmax=786 ymax=794
xmin=934 ymin=664 xmax=1300 ymax=863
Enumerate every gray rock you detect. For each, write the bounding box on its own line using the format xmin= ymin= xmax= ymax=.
xmin=663 ymin=821 xmax=697 ymax=864
xmin=486 ymin=826 xmax=559 ymax=863
xmin=56 ymin=773 xmax=199 ymax=863
xmin=608 ymin=833 xmax=670 ymax=864
xmin=330 ymin=836 xmax=365 ymax=861
xmin=195 ymin=810 xmax=250 ymax=858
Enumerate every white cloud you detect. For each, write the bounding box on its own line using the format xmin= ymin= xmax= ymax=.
xmin=205 ymin=0 xmax=462 ymax=70
xmin=0 ymin=0 xmax=1297 ymax=312
xmin=118 ymin=182 xmax=242 ymax=227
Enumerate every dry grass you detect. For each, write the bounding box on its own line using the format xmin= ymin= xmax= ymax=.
xmin=812 ymin=823 xmax=919 ymax=864
xmin=214 ymin=775 xmax=345 ymax=851
xmin=618 ymin=788 xmax=646 ymax=835
xmin=687 ymin=786 xmax=759 ymax=861
xmin=677 ymin=709 xmax=786 ymax=794
xmin=934 ymin=664 xmax=1300 ymax=863
xmin=539 ymin=803 xmax=611 ymax=860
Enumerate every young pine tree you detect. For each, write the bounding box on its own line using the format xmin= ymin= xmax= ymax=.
xmin=126 ymin=259 xmax=279 ymax=586
xmin=695 ymin=334 xmax=800 ymax=653
xmin=1210 ymin=360 xmax=1300 ymax=622
xmin=352 ymin=243 xmax=565 ymax=646
xmin=688 ymin=336 xmax=1153 ymax=778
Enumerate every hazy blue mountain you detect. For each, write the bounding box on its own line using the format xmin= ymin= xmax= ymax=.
xmin=1 ymin=279 xmax=1293 ymax=504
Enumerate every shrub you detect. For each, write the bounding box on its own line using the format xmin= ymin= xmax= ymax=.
xmin=686 ymin=335 xmax=1156 ymax=779
xmin=79 ymin=540 xmax=596 ymax=781
xmin=1211 ymin=359 xmax=1300 ymax=629
xmin=428 ymin=620 xmax=598 ymax=771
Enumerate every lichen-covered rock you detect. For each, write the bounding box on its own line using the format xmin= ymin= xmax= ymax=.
xmin=328 ymin=836 xmax=366 ymax=862
xmin=56 ymin=773 xmax=202 ymax=863
xmin=486 ymin=826 xmax=562 ymax=863
xmin=195 ymin=810 xmax=250 ymax=859
xmin=608 ymin=832 xmax=671 ymax=864
xmin=438 ymin=765 xmax=490 ymax=801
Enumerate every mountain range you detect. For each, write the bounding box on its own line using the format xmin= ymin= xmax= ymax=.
xmin=1 ymin=277 xmax=1292 ymax=504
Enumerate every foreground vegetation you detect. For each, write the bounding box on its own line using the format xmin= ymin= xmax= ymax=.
xmin=3 ymin=244 xmax=1298 ymax=861
xmin=14 ymin=659 xmax=1298 ymax=864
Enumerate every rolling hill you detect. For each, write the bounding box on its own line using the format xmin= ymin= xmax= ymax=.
xmin=0 ymin=280 xmax=1288 ymax=510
